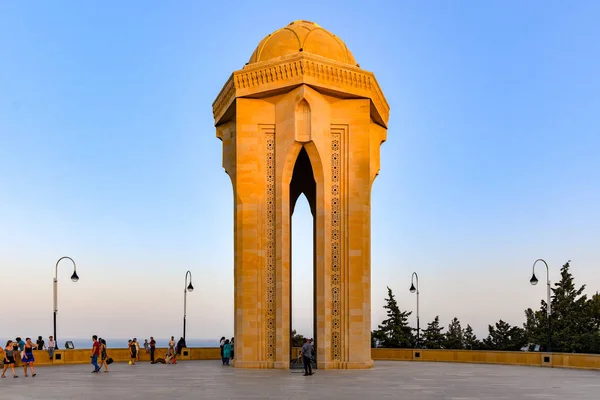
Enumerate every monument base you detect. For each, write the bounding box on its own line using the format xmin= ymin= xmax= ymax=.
xmin=317 ymin=360 xmax=374 ymax=370
xmin=232 ymin=360 xmax=275 ymax=369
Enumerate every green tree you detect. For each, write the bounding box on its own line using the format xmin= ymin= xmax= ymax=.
xmin=548 ymin=261 xmax=595 ymax=353
xmin=445 ymin=317 xmax=463 ymax=349
xmin=291 ymin=329 xmax=304 ymax=348
xmin=462 ymin=324 xmax=480 ymax=350
xmin=422 ymin=316 xmax=445 ymax=349
xmin=483 ymin=320 xmax=526 ymax=351
xmin=372 ymin=287 xmax=414 ymax=348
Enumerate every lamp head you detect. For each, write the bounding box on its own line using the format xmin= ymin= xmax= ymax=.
xmin=409 ymin=283 xmax=416 ymax=293
xmin=530 ymin=273 xmax=538 ymax=286
xmin=70 ymin=271 xmax=79 ymax=282
xmin=187 ymin=283 xmax=194 ymax=292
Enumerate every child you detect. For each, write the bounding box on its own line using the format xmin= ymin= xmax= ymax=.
xmin=222 ymin=339 xmax=232 ymax=366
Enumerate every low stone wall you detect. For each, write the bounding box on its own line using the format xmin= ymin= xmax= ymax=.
xmin=371 ymin=348 xmax=600 ymax=371
xmin=6 ymin=347 xmax=600 ymax=371
xmin=4 ymin=347 xmax=221 ymax=366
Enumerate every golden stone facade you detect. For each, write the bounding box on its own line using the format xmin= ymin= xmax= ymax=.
xmin=213 ymin=21 xmax=389 ymax=369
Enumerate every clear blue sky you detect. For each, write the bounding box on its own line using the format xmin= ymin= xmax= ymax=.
xmin=1 ymin=1 xmax=599 ymax=341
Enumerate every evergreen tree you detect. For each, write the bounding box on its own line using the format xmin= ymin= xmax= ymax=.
xmin=422 ymin=316 xmax=445 ymax=349
xmin=372 ymin=287 xmax=414 ymax=348
xmin=549 ymin=261 xmax=594 ymax=353
xmin=445 ymin=317 xmax=463 ymax=349
xmin=462 ymin=324 xmax=480 ymax=350
xmin=483 ymin=320 xmax=526 ymax=351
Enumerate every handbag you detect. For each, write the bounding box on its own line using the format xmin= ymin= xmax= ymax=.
xmin=106 ymin=358 xmax=114 ymax=365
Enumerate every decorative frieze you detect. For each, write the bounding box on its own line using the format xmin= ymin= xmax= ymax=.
xmin=212 ymin=54 xmax=389 ymax=128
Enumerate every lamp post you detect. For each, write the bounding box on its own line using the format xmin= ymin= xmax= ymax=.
xmin=530 ymin=259 xmax=551 ymax=352
xmin=183 ymin=270 xmax=194 ymax=340
xmin=409 ymin=272 xmax=420 ymax=348
xmin=54 ymin=256 xmax=79 ymax=349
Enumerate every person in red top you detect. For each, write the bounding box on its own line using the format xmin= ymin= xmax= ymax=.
xmin=91 ymin=335 xmax=101 ymax=373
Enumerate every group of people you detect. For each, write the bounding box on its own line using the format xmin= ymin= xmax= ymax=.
xmin=2 ymin=334 xmax=237 ymax=376
xmin=90 ymin=336 xmax=110 ymax=373
xmin=0 ymin=336 xmax=52 ymax=378
xmin=219 ymin=336 xmax=234 ymax=366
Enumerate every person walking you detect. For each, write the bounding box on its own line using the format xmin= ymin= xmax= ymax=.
xmin=47 ymin=336 xmax=56 ymax=359
xmin=98 ymin=339 xmax=109 ymax=373
xmin=90 ymin=335 xmax=101 ymax=373
xmin=301 ymin=338 xmax=313 ymax=376
xmin=129 ymin=339 xmax=137 ymax=365
xmin=149 ymin=337 xmax=156 ymax=363
xmin=222 ymin=339 xmax=232 ymax=366
xmin=21 ymin=338 xmax=36 ymax=377
xmin=1 ymin=340 xmax=18 ymax=378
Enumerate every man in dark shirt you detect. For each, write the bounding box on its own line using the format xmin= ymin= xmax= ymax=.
xmin=301 ymin=338 xmax=314 ymax=376
xmin=91 ymin=335 xmax=101 ymax=373
xmin=150 ymin=337 xmax=156 ymax=363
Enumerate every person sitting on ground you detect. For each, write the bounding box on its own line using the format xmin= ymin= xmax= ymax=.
xmin=151 ymin=353 xmax=174 ymax=364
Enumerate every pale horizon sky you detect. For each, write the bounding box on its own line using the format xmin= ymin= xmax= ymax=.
xmin=1 ymin=1 xmax=599 ymax=343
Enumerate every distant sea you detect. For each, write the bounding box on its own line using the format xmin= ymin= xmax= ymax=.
xmin=52 ymin=338 xmax=220 ymax=349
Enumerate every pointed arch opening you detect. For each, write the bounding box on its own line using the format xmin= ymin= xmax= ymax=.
xmin=290 ymin=146 xmax=317 ymax=368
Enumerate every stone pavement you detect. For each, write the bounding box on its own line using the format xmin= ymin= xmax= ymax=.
xmin=1 ymin=360 xmax=599 ymax=400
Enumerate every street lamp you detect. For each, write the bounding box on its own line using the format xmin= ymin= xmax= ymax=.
xmin=410 ymin=272 xmax=420 ymax=348
xmin=530 ymin=258 xmax=551 ymax=352
xmin=54 ymin=256 xmax=79 ymax=349
xmin=183 ymin=270 xmax=194 ymax=340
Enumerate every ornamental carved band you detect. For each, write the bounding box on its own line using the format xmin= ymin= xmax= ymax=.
xmin=330 ymin=124 xmax=348 ymax=362
xmin=264 ymin=126 xmax=276 ymax=361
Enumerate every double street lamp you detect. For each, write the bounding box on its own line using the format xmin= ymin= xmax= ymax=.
xmin=530 ymin=258 xmax=551 ymax=352
xmin=54 ymin=256 xmax=79 ymax=349
xmin=183 ymin=270 xmax=194 ymax=340
xmin=409 ymin=272 xmax=420 ymax=348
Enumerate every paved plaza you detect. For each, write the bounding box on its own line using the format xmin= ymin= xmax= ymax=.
xmin=1 ymin=360 xmax=599 ymax=399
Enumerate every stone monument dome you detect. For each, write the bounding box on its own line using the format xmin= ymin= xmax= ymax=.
xmin=247 ymin=20 xmax=357 ymax=66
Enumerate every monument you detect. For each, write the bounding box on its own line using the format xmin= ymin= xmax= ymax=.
xmin=213 ymin=20 xmax=389 ymax=369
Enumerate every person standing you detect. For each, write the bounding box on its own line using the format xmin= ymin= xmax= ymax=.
xmin=219 ymin=336 xmax=225 ymax=361
xmin=1 ymin=340 xmax=18 ymax=378
xmin=133 ymin=338 xmax=140 ymax=362
xmin=143 ymin=339 xmax=150 ymax=354
xmin=230 ymin=337 xmax=235 ymax=360
xmin=21 ymin=338 xmax=36 ymax=377
xmin=47 ymin=336 xmax=56 ymax=359
xmin=222 ymin=339 xmax=232 ymax=366
xmin=149 ymin=337 xmax=156 ymax=363
xmin=176 ymin=337 xmax=186 ymax=355
xmin=129 ymin=339 xmax=137 ymax=365
xmin=90 ymin=336 xmax=101 ymax=373
xmin=168 ymin=336 xmax=175 ymax=357
xmin=301 ymin=338 xmax=313 ymax=376
xmin=98 ymin=339 xmax=109 ymax=373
